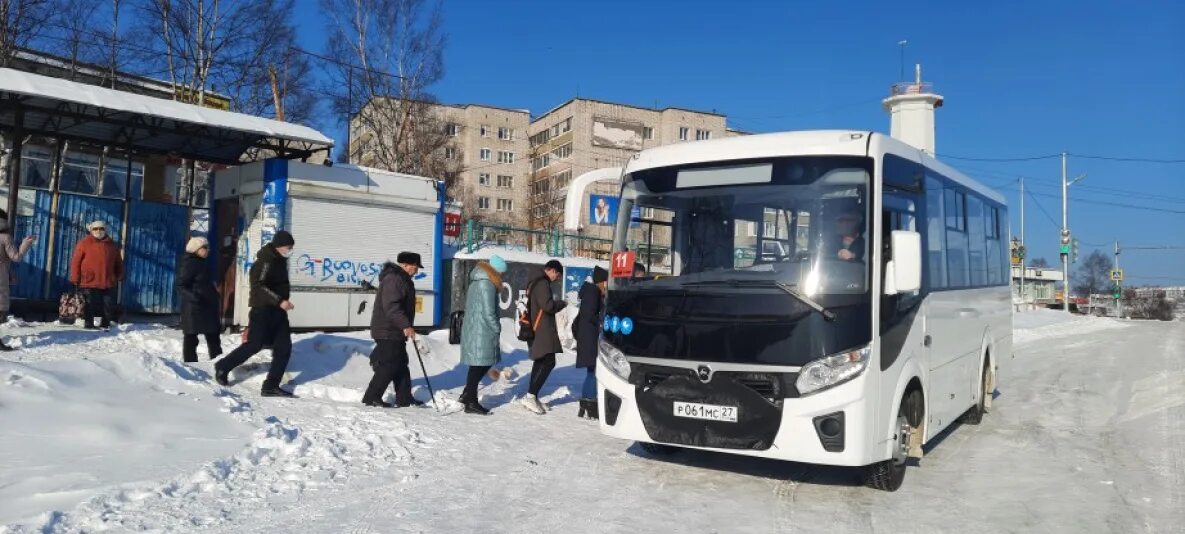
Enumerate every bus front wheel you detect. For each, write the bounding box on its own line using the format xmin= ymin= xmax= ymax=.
xmin=863 ymin=389 xmax=920 ymax=491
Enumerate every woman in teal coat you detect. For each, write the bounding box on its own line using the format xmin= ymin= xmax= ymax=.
xmin=458 ymin=255 xmax=507 ymax=415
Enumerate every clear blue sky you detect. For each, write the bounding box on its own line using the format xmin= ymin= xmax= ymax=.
xmin=295 ymin=0 xmax=1185 ymax=287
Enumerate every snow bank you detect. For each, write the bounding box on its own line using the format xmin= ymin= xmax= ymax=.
xmin=0 ymin=354 xmax=253 ymax=526
xmin=1013 ymin=309 xmax=1129 ymax=344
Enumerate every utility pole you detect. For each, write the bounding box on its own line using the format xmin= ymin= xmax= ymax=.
xmin=1019 ymin=177 xmax=1026 ymax=310
xmin=1061 ymin=153 xmax=1070 ymax=312
xmin=1114 ymin=240 xmax=1122 ymax=318
xmin=1059 ymin=153 xmax=1087 ymax=313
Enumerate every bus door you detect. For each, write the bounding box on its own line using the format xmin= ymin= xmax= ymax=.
xmin=879 ymin=189 xmax=926 ymax=428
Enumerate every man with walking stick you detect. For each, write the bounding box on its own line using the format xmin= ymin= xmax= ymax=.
xmin=362 ymin=252 xmax=427 ymax=408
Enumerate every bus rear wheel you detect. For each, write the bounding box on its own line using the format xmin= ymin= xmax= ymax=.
xmin=961 ymin=361 xmax=990 ymax=425
xmin=863 ymin=389 xmax=920 ymax=491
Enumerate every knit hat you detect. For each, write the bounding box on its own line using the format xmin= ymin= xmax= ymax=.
xmin=592 ymin=266 xmax=609 ymax=284
xmin=488 ymin=254 xmax=508 ymax=274
xmin=88 ymin=220 xmax=107 ymax=231
xmin=185 ymin=236 xmax=209 ymax=254
xmin=271 ymin=230 xmax=295 ymax=248
xmin=543 ymin=259 xmax=563 ymax=273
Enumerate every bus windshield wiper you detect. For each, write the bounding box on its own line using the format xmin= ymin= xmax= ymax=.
xmin=683 ymin=279 xmax=836 ymax=321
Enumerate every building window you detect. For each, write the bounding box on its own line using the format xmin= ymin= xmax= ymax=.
xmin=480 ymin=148 xmax=491 ymax=161
xmin=445 ymin=122 xmax=459 ymax=136
xmin=552 ymin=143 xmax=572 ymax=159
xmin=445 ymin=147 xmax=457 ymax=160
xmin=498 ymin=127 xmax=514 ymax=141
xmin=497 ymin=175 xmax=514 ymax=188
xmin=480 ymin=125 xmax=490 ymax=137
xmin=643 ymin=126 xmax=654 ymax=140
xmin=497 ymin=198 xmax=513 ymax=211
xmin=478 ymin=173 xmax=490 ymax=186
xmin=478 ymin=197 xmax=490 ymax=210
xmin=696 ymin=129 xmax=712 ymax=141
xmin=533 ymin=154 xmax=551 ymax=171
xmin=561 ymin=118 xmax=572 ymax=133
xmin=498 ymin=151 xmax=515 ymax=164
xmin=679 ymin=127 xmax=689 ymax=141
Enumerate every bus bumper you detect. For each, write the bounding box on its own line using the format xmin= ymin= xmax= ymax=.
xmin=597 ymin=365 xmax=884 ymax=467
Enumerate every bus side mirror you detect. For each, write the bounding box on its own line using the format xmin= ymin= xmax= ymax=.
xmin=884 ymin=230 xmax=922 ymax=295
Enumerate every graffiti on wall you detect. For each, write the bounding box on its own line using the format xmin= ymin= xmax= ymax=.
xmin=296 ymin=255 xmax=383 ymax=285
xmin=295 ymin=254 xmax=430 ymax=286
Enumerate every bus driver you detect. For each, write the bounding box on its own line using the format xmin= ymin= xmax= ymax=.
xmin=830 ymin=210 xmax=865 ymax=262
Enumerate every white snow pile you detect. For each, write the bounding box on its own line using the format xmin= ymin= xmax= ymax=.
xmin=1012 ymin=308 xmax=1129 ymax=344
xmin=0 ymin=318 xmax=589 ymax=533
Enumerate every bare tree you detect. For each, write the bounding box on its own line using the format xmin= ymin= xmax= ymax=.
xmin=1073 ymin=250 xmax=1113 ymax=296
xmin=1029 ymin=257 xmax=1050 ymax=268
xmin=320 ymin=0 xmax=457 ymax=180
xmin=134 ymin=0 xmax=313 ymax=121
xmin=0 ymin=0 xmax=53 ymax=67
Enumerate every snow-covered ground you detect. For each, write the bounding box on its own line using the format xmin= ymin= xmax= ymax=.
xmin=1 ymin=310 xmax=1182 ymax=533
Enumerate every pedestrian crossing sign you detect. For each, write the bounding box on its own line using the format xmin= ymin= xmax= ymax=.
xmin=1109 ymin=269 xmax=1124 ymax=282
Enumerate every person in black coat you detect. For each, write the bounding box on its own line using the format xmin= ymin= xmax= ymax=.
xmin=361 ymin=251 xmax=425 ymax=408
xmin=519 ymin=259 xmax=567 ymax=415
xmin=214 ymin=231 xmax=297 ymax=397
xmin=177 ymin=237 xmax=222 ymax=363
xmin=573 ymin=266 xmax=608 ymax=419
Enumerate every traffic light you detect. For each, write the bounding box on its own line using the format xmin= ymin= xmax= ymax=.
xmin=1059 ymin=230 xmax=1071 ymax=256
xmin=1112 ymin=284 xmax=1122 ymax=300
xmin=1071 ymin=238 xmax=1080 ymax=263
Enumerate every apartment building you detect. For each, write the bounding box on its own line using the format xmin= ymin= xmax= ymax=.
xmin=349 ymin=101 xmax=530 ymax=227
xmin=527 ymin=98 xmax=730 ymax=251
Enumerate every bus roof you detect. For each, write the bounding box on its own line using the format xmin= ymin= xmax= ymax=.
xmin=623 ymin=130 xmax=1006 ymax=206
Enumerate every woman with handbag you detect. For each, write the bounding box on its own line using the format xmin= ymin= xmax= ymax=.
xmin=518 ymin=260 xmax=567 ymax=415
xmin=0 ymin=217 xmax=35 ymax=351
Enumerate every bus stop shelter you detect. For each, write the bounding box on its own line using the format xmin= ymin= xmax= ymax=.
xmin=0 ymin=68 xmax=333 ymax=314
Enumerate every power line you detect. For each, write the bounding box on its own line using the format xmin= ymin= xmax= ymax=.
xmin=1029 ymin=191 xmax=1185 ymax=215
xmin=934 ymin=153 xmax=1062 ymax=162
xmin=1069 ymin=153 xmax=1185 ymax=164
xmin=1025 ymin=190 xmax=1062 ymax=229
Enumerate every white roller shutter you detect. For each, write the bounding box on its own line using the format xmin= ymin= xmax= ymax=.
xmin=287 ymin=195 xmax=436 ymax=290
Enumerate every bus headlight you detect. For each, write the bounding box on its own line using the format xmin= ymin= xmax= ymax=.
xmin=598 ymin=339 xmax=631 ymax=380
xmin=796 ymin=346 xmax=871 ymax=396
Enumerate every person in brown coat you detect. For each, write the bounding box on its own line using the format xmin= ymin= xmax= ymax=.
xmin=519 ymin=259 xmax=566 ymax=415
xmin=0 ymin=215 xmax=35 ymax=350
xmin=69 ymin=220 xmax=124 ymax=330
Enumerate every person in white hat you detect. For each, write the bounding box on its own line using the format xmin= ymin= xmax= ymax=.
xmin=176 ymin=236 xmax=222 ymax=362
xmin=69 ymin=220 xmax=124 ymax=329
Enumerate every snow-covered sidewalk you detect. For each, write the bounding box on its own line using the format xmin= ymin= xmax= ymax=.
xmin=1 ymin=311 xmax=1182 ymax=533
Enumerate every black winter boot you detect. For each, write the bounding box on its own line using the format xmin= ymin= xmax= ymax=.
xmin=214 ymin=368 xmax=230 ymax=386
xmin=463 ymin=396 xmax=491 ymax=415
xmin=577 ymin=399 xmax=588 ymax=418
xmin=587 ymin=399 xmax=600 ymax=421
xmin=261 ymin=385 xmax=295 ymax=398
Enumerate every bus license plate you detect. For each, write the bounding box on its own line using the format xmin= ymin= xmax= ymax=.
xmin=673 ymin=401 xmax=738 ymax=423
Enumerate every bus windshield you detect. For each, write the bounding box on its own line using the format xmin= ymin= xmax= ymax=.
xmin=613 ymin=156 xmax=872 ymax=295
xmin=604 ymin=156 xmax=875 ymax=366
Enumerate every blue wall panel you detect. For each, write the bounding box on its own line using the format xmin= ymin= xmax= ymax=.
xmin=122 ymin=201 xmax=190 ymax=313
xmin=11 ymin=190 xmax=53 ymax=300
xmin=50 ymin=194 xmax=124 ymax=299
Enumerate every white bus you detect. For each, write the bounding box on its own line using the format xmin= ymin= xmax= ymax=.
xmin=596 ymin=130 xmax=1012 ymax=491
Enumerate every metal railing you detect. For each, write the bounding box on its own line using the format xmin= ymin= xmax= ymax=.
xmin=461 ymin=219 xmax=670 ymax=262
xmin=889 ymin=82 xmax=934 ymax=97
